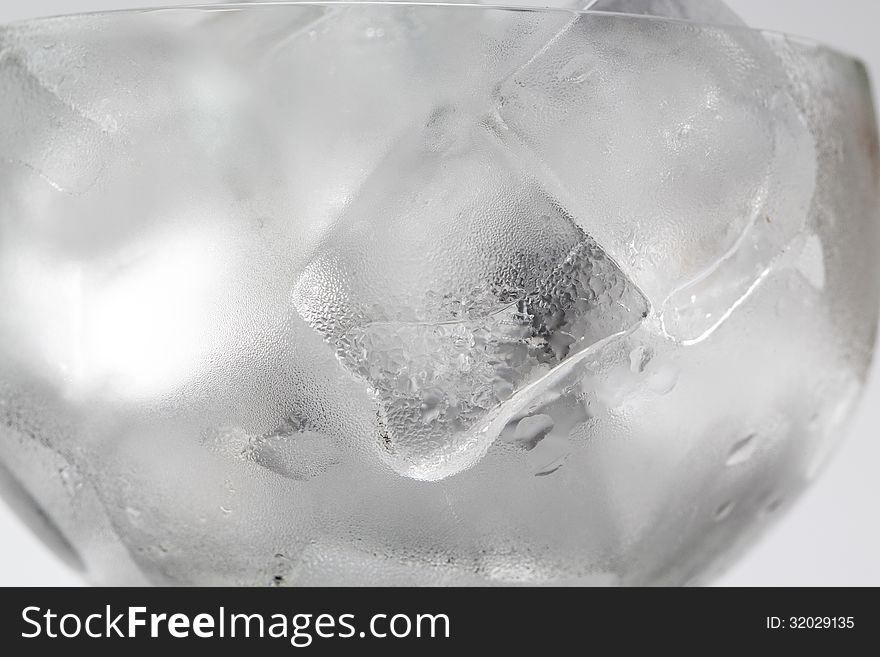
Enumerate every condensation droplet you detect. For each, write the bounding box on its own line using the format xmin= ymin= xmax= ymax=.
xmin=557 ymin=53 xmax=596 ymax=84
xmin=726 ymin=433 xmax=757 ymax=466
xmin=513 ymin=414 xmax=554 ymax=450
xmin=57 ymin=466 xmax=83 ymax=495
xmin=534 ymin=454 xmax=567 ymax=477
xmin=714 ymin=500 xmax=735 ymax=521
xmin=764 ymin=497 xmax=784 ymax=514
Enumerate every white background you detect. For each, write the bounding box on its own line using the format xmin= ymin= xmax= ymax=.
xmin=0 ymin=0 xmax=878 ymax=586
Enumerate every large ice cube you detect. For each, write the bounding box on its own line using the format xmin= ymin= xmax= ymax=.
xmin=0 ymin=49 xmax=112 ymax=195
xmin=217 ymin=4 xmax=464 ymax=248
xmin=292 ymin=119 xmax=647 ymax=480
xmin=492 ymin=12 xmax=816 ymax=342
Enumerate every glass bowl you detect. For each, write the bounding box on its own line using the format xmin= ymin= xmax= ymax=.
xmin=0 ymin=2 xmax=877 ymax=585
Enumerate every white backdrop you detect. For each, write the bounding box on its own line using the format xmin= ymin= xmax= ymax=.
xmin=0 ymin=0 xmax=877 ymax=586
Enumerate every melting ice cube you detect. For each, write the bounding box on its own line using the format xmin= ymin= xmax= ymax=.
xmin=293 ymin=119 xmax=647 ymax=480
xmin=491 ymin=10 xmax=816 ymax=342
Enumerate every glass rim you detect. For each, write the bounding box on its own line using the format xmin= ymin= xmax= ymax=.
xmin=0 ymin=0 xmax=866 ymax=65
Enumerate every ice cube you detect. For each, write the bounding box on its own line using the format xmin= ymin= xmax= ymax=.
xmin=235 ymin=5 xmax=452 ymax=246
xmin=292 ymin=118 xmax=647 ymax=480
xmin=0 ymin=47 xmax=112 ymax=194
xmin=581 ymin=0 xmax=744 ymax=26
xmin=492 ymin=12 xmax=816 ymax=341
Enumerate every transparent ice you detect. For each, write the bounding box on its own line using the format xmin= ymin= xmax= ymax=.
xmin=0 ymin=1 xmax=877 ymax=585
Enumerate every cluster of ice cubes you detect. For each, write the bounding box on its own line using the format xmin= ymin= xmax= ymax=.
xmin=0 ymin=1 xmax=875 ymax=585
xmin=283 ymin=0 xmax=814 ymax=479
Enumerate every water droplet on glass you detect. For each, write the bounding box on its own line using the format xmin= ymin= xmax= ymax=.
xmin=557 ymin=53 xmax=596 ymax=84
xmin=513 ymin=414 xmax=554 ymax=451
xmin=726 ymin=433 xmax=757 ymax=466
xmin=764 ymin=497 xmax=784 ymax=514
xmin=534 ymin=454 xmax=568 ymax=477
xmin=714 ymin=500 xmax=735 ymax=521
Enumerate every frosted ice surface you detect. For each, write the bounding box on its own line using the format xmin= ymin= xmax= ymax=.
xmin=293 ymin=121 xmax=647 ymax=481
xmin=0 ymin=47 xmax=112 ymax=193
xmin=225 ymin=5 xmax=474 ymax=247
